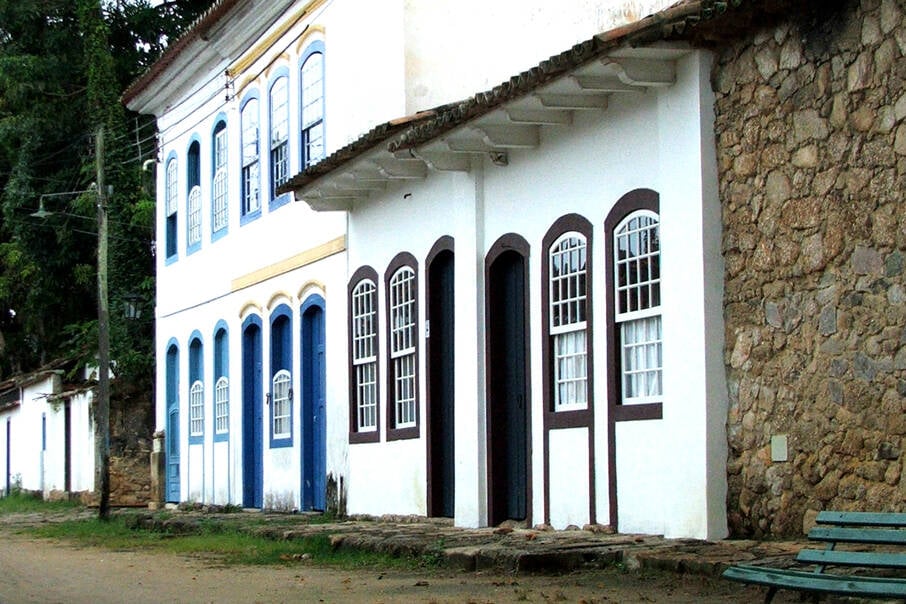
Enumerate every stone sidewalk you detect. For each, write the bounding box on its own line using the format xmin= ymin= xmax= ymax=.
xmin=136 ymin=508 xmax=805 ymax=576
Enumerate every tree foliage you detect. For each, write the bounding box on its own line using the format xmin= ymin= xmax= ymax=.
xmin=0 ymin=0 xmax=210 ymax=382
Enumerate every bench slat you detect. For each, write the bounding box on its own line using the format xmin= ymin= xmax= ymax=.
xmin=816 ymin=511 xmax=906 ymax=527
xmin=809 ymin=526 xmax=906 ymax=545
xmin=722 ymin=565 xmax=906 ymax=598
xmin=797 ymin=549 xmax=906 ymax=569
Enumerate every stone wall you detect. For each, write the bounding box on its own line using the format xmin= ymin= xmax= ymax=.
xmin=715 ymin=0 xmax=906 ymax=537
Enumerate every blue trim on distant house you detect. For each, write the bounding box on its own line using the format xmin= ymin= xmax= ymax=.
xmin=269 ymin=303 xmax=293 ymax=449
xmin=213 ymin=321 xmax=230 ymax=443
xmin=186 ymin=137 xmax=202 ymax=256
xmin=188 ymin=331 xmax=204 ymax=445
xmin=239 ymin=90 xmax=262 ymax=226
xmin=165 ymin=339 xmax=181 ymax=502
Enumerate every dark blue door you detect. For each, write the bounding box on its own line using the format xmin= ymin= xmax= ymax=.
xmin=301 ymin=296 xmax=326 ymax=511
xmin=242 ymin=319 xmax=264 ymax=508
xmin=165 ymin=345 xmax=181 ymax=502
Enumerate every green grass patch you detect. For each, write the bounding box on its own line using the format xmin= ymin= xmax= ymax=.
xmin=0 ymin=491 xmax=81 ymax=514
xmin=30 ymin=516 xmax=432 ymax=569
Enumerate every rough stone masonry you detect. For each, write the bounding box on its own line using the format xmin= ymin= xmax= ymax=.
xmin=715 ymin=0 xmax=906 ymax=537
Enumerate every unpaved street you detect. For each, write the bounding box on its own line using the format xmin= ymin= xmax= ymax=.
xmin=0 ymin=530 xmax=784 ymax=603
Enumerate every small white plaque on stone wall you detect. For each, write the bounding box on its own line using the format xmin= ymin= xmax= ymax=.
xmin=771 ymin=434 xmax=788 ymax=462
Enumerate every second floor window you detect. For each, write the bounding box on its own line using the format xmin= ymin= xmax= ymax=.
xmin=301 ymin=50 xmax=324 ymax=167
xmin=187 ymin=141 xmax=201 ymax=250
xmin=241 ymin=98 xmax=260 ymax=216
xmin=270 ymin=76 xmax=289 ymax=196
xmin=165 ymin=158 xmax=178 ymax=259
xmin=212 ymin=123 xmax=228 ymax=233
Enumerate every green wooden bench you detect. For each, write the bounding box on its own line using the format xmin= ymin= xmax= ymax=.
xmin=722 ymin=511 xmax=906 ymax=603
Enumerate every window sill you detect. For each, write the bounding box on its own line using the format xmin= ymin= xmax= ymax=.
xmin=613 ymin=402 xmax=662 ymax=422
xmin=349 ymin=430 xmax=380 ymax=444
xmin=387 ymin=425 xmax=419 ymax=441
xmin=188 ymin=435 xmax=204 ymax=445
xmin=545 ymin=407 xmax=592 ymax=429
xmin=269 ymin=436 xmax=293 ymax=449
xmin=213 ymin=432 xmax=229 ymax=443
xmin=240 ymin=209 xmax=262 ymax=226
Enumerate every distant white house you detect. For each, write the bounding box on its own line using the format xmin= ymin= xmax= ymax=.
xmin=0 ymin=366 xmax=95 ymax=498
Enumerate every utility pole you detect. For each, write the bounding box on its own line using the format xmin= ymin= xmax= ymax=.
xmin=95 ymin=125 xmax=111 ymax=521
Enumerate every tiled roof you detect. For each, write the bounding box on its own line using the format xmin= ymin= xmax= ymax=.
xmin=279 ymin=0 xmax=754 ymax=195
xmin=122 ymin=0 xmax=243 ymax=105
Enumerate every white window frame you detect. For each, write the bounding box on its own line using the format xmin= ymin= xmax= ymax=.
xmin=212 ymin=126 xmax=228 ymax=232
xmin=389 ymin=267 xmax=416 ymax=429
xmin=549 ymin=232 xmax=588 ymax=411
xmin=352 ymin=279 xmax=377 ymax=432
xmin=189 ymin=380 xmax=204 ymax=437
xmin=241 ymin=98 xmax=260 ymax=215
xmin=614 ymin=210 xmax=662 ymax=405
xmin=272 ymin=369 xmax=292 ymax=439
xmin=301 ymin=51 xmax=324 ymax=167
xmin=166 ymin=158 xmax=178 ymax=216
xmin=214 ymin=376 xmax=229 ymax=434
xmin=270 ymin=76 xmax=289 ymax=193
xmin=187 ymin=185 xmax=201 ymax=246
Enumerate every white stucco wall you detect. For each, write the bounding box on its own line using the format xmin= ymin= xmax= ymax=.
xmin=343 ymin=50 xmax=727 ymax=539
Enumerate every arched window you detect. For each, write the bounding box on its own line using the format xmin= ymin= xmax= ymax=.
xmin=186 ymin=140 xmax=201 ymax=252
xmin=269 ymin=75 xmax=289 ymax=198
xmin=348 ymin=266 xmax=379 ymax=443
xmin=269 ymin=306 xmax=293 ymax=447
xmin=549 ymin=232 xmax=588 ymax=411
xmin=213 ymin=325 xmax=229 ymax=439
xmin=385 ymin=253 xmax=419 ymax=440
xmin=605 ymin=189 xmax=663 ymax=421
xmin=240 ymin=95 xmax=260 ymax=220
xmin=212 ymin=120 xmax=228 ymax=235
xmin=188 ymin=335 xmax=204 ymax=442
xmin=300 ymin=45 xmax=324 ymax=167
xmin=165 ymin=155 xmax=178 ymax=260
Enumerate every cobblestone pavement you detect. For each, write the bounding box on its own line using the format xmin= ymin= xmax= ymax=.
xmin=119 ymin=507 xmax=806 ymax=577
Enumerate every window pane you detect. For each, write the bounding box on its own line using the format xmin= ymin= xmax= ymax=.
xmin=550 ymin=234 xmax=587 ymax=329
xmin=270 ymin=77 xmax=289 ymax=146
xmin=215 ymin=376 xmax=229 ymax=434
xmin=212 ymin=168 xmax=228 ymax=232
xmin=272 ymin=370 xmax=291 ymax=438
xmin=190 ymin=380 xmax=204 ymax=436
xmin=241 ymin=99 xmax=259 ymax=165
xmin=166 ymin=160 xmax=178 ymax=216
xmin=615 ymin=212 xmax=660 ymax=317
xmin=620 ymin=315 xmax=662 ymax=404
xmin=187 ymin=185 xmax=202 ymax=245
xmin=301 ymin=53 xmax=323 ymax=128
xmin=554 ymin=330 xmax=587 ymax=410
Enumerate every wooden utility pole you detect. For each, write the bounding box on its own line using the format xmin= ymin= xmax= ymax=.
xmin=95 ymin=125 xmax=111 ymax=520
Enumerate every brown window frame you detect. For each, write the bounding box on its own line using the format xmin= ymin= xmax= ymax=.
xmin=348 ymin=265 xmax=381 ymax=444
xmin=385 ymin=252 xmax=420 ymax=441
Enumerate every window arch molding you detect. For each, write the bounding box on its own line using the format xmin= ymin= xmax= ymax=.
xmin=541 ymin=213 xmax=594 ymax=427
xmin=188 ymin=330 xmax=205 ymax=444
xmin=348 ymin=266 xmax=380 ymax=444
xmin=239 ymin=90 xmax=262 ymax=225
xmin=604 ymin=188 xmax=662 ymax=423
xmin=269 ymin=303 xmax=293 ymax=448
xmin=213 ymin=320 xmax=230 ymax=441
xmin=385 ymin=252 xmax=420 ymax=442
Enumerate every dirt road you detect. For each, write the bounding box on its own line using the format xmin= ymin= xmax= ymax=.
xmin=0 ymin=530 xmax=784 ymax=603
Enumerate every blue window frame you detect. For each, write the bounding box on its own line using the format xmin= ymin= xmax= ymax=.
xmin=300 ymin=41 xmax=325 ymax=169
xmin=269 ymin=68 xmax=291 ymax=210
xmin=186 ymin=139 xmax=202 ymax=255
xmin=240 ymin=92 xmax=261 ymax=225
xmin=269 ymin=304 xmax=293 ymax=448
xmin=188 ymin=332 xmax=204 ymax=444
xmin=164 ymin=151 xmax=178 ymax=264
xmin=211 ymin=117 xmax=229 ymax=241
xmin=213 ymin=321 xmax=230 ymax=442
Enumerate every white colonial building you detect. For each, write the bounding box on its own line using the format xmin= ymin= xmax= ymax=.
xmin=125 ymin=0 xmax=729 ymax=539
xmin=0 ymin=367 xmax=95 ymax=498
